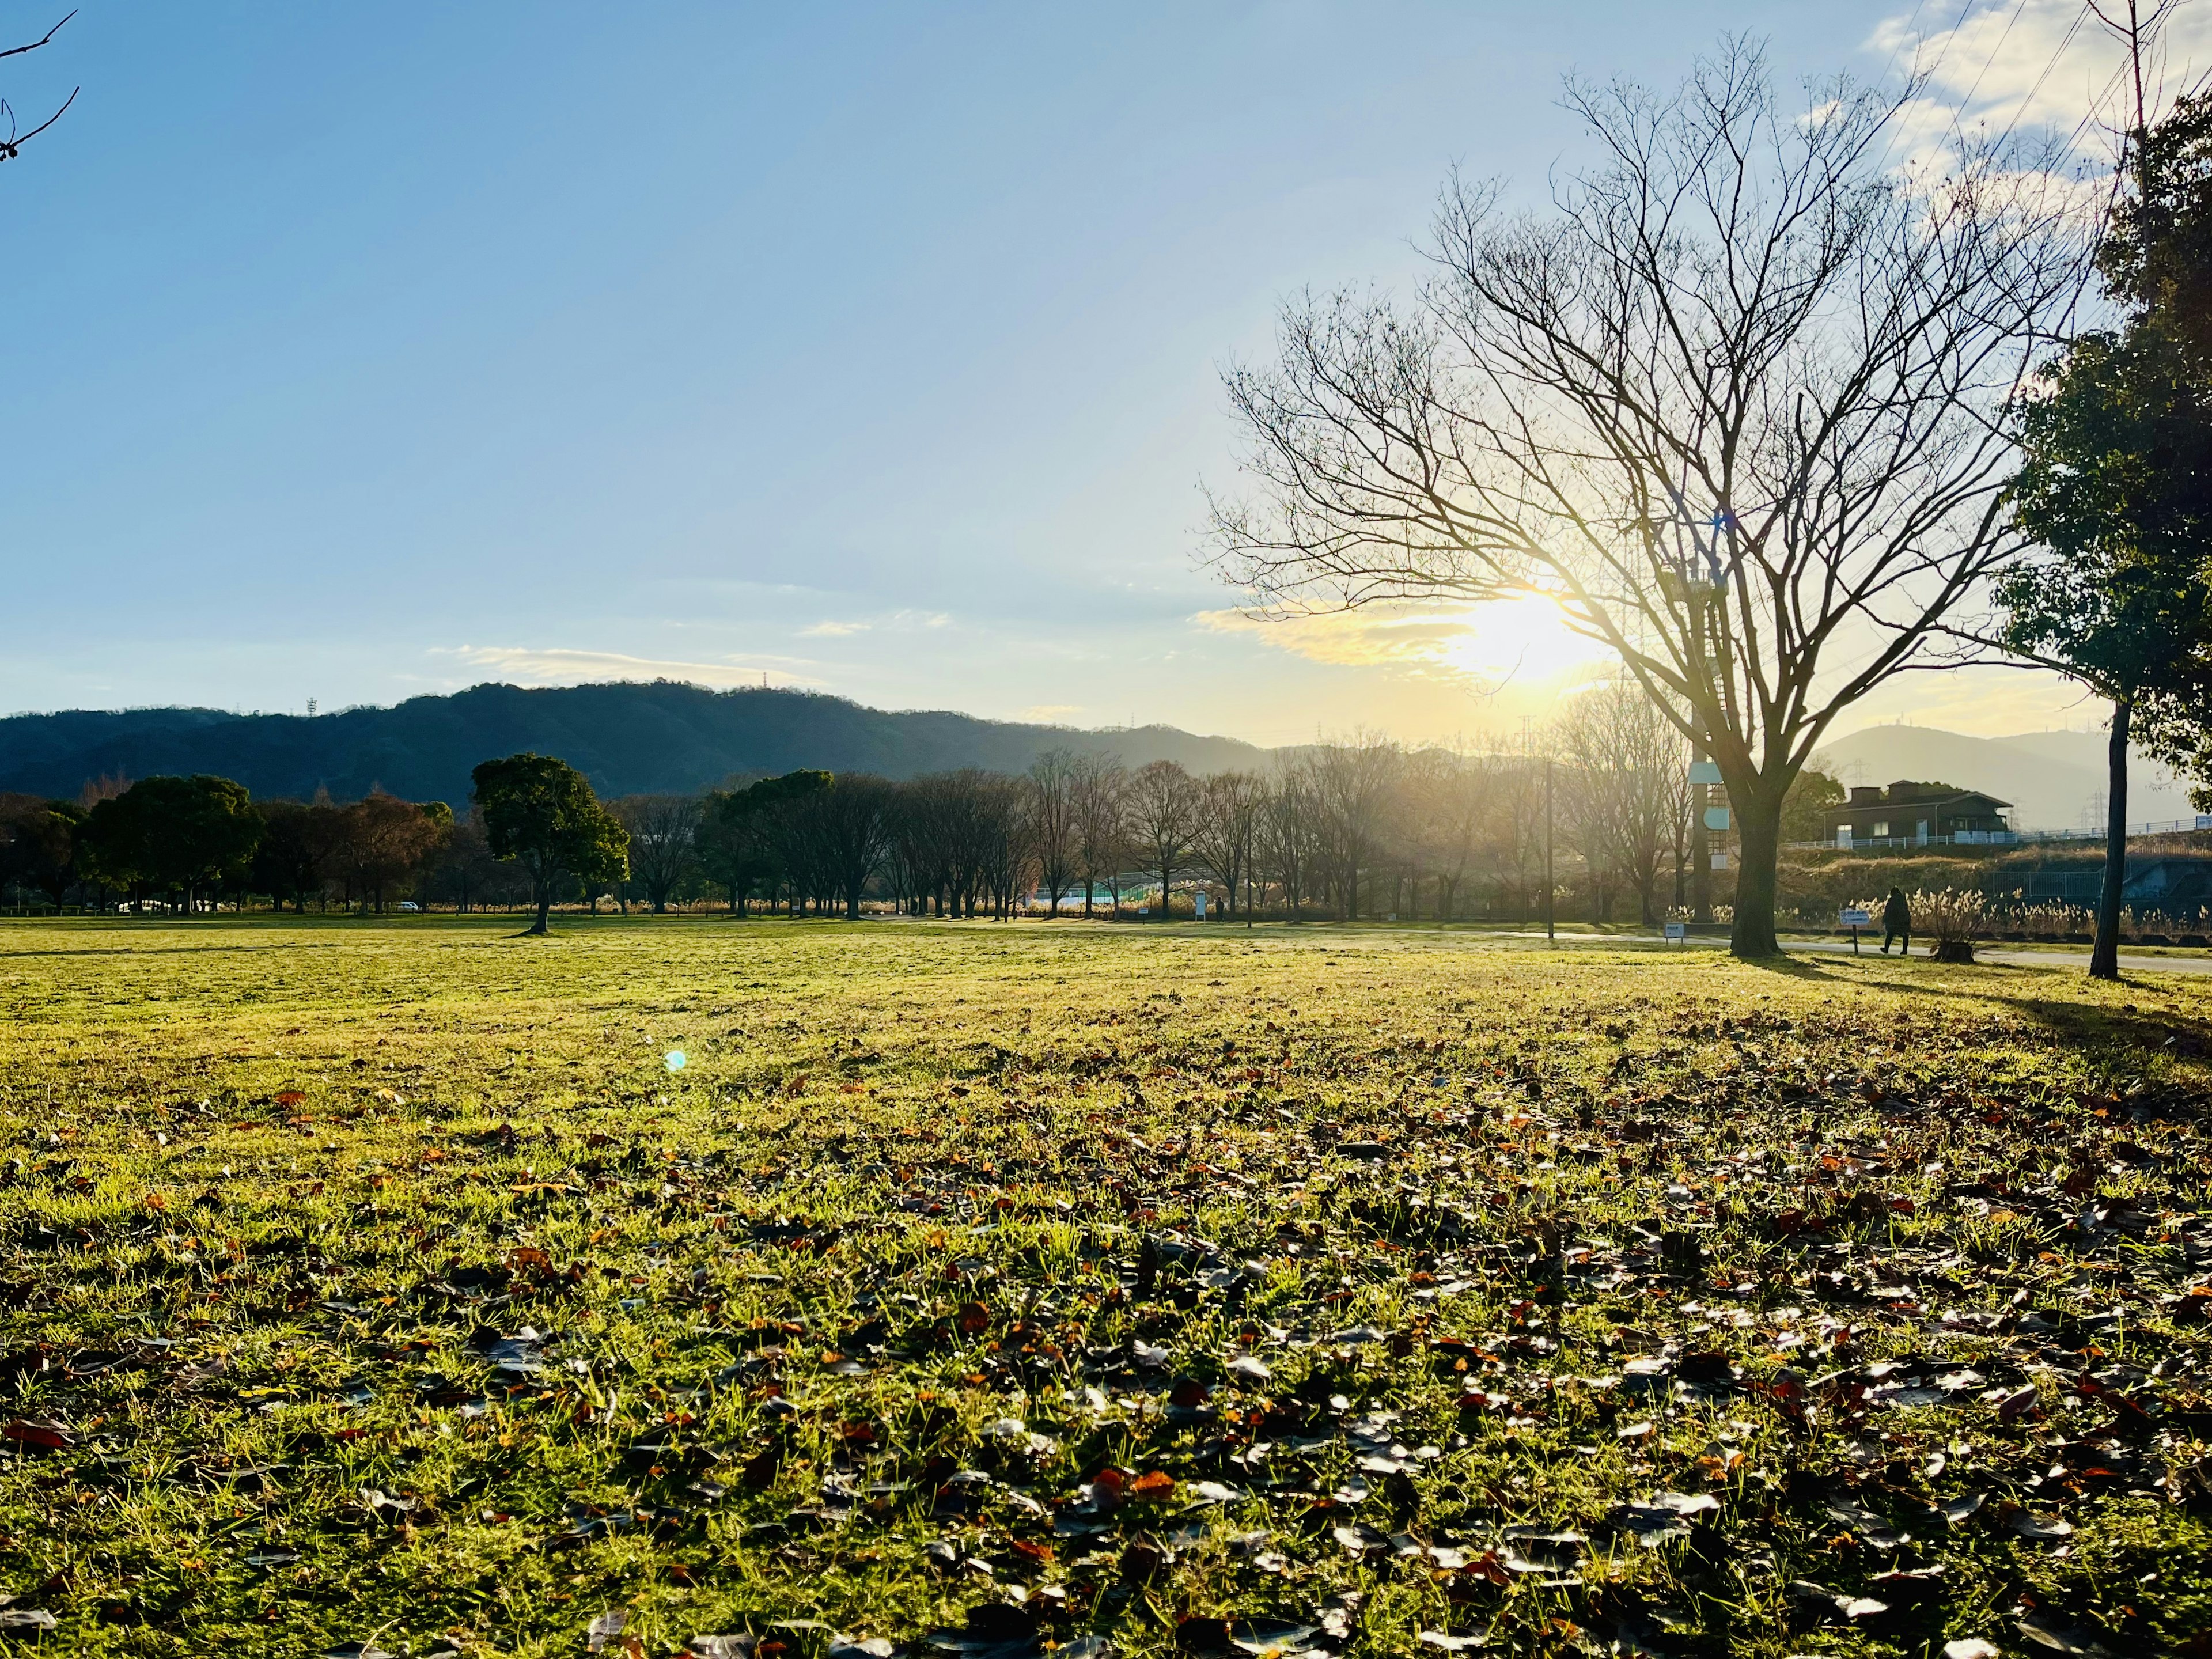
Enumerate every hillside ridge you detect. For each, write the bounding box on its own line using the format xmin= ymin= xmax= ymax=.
xmin=0 ymin=681 xmax=1271 ymax=805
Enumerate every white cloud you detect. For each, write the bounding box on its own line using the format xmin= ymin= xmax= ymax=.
xmin=1873 ymin=0 xmax=2212 ymax=161
xmin=798 ymin=610 xmax=950 ymax=638
xmin=432 ymin=645 xmax=821 ymax=690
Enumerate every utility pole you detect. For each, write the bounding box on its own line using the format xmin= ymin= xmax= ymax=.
xmin=1544 ymin=753 xmax=1555 ymax=943
xmin=1691 ymin=738 xmax=1713 ymax=924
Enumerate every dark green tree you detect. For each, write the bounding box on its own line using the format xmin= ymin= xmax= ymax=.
xmin=470 ymin=753 xmax=628 ymax=935
xmin=699 ymin=771 xmax=830 ymax=914
xmin=787 ymin=774 xmax=896 ymax=920
xmin=81 ymin=775 xmax=262 ymax=914
xmin=0 ymin=796 xmax=82 ymax=906
xmin=252 ymin=798 xmax=332 ymax=912
xmin=1779 ymin=768 xmax=1846 ymax=847
xmin=2002 ymin=92 xmax=2212 ymax=979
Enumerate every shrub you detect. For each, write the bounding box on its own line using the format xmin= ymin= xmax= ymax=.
xmin=1915 ymin=887 xmax=1987 ymax=963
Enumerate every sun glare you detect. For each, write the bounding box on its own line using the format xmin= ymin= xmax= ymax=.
xmin=1434 ymin=593 xmax=1612 ymax=690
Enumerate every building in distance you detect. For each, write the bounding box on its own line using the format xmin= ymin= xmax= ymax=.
xmin=1824 ymin=780 xmax=2013 ymax=849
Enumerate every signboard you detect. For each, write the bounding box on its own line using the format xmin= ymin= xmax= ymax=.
xmin=1711 ymin=852 xmax=1729 ymax=870
xmin=1194 ymin=891 xmax=1208 ymax=920
xmin=1703 ymin=805 xmax=1732 ymax=832
xmin=1688 ymin=760 xmax=1723 ymax=785
xmin=1840 ymin=907 xmax=1872 ymax=927
xmin=1663 ymin=921 xmax=1687 ymax=942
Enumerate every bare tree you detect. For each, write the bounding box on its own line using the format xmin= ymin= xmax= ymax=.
xmin=1026 ymin=750 xmax=1080 ymax=916
xmin=1256 ymin=766 xmax=1319 ymax=921
xmin=1190 ymin=770 xmax=1265 ymax=919
xmin=1212 ymin=42 xmax=2090 ymax=956
xmin=1306 ymin=733 xmax=1402 ymax=921
xmin=1070 ymin=752 xmax=1129 ymax=919
xmin=888 ymin=771 xmax=1028 ymax=918
xmin=1555 ymin=683 xmax=1690 ymax=925
xmin=978 ymin=773 xmax=1036 ymax=919
xmin=1413 ymin=745 xmax=1494 ymax=922
xmin=615 ymin=794 xmax=702 ymax=914
xmin=1 ymin=13 xmax=78 ymax=169
xmin=1126 ymin=760 xmax=1203 ymax=919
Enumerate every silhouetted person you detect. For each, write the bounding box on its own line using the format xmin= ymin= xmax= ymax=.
xmin=1881 ymin=887 xmax=1910 ymax=955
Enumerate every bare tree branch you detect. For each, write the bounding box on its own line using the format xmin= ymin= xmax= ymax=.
xmin=1208 ymin=38 xmax=2096 ymax=956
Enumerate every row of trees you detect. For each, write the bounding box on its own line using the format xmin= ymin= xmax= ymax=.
xmin=0 ymin=778 xmax=483 ymax=916
xmin=6 ymin=724 xmax=1847 ymax=925
xmin=563 ymin=711 xmax=1834 ymax=925
xmin=0 ymin=755 xmax=633 ymax=929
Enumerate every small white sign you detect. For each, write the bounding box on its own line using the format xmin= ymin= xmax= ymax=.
xmin=1664 ymin=921 xmax=1687 ymax=941
xmin=1840 ymin=907 xmax=1872 ymax=927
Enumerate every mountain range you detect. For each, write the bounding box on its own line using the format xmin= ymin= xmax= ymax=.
xmin=0 ymin=679 xmax=2184 ymax=832
xmin=0 ymin=682 xmax=1268 ymax=807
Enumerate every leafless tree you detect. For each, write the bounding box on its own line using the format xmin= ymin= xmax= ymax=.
xmin=1070 ymin=752 xmax=1129 ymax=918
xmin=1127 ymin=760 xmax=1204 ymax=919
xmin=1191 ymin=770 xmax=1266 ymax=919
xmin=978 ymin=774 xmax=1037 ymax=919
xmin=1555 ymin=683 xmax=1690 ymax=925
xmin=1026 ymin=749 xmax=1080 ymax=916
xmin=1 ymin=13 xmax=78 ymax=169
xmin=1211 ymin=41 xmax=2092 ymax=956
xmin=1305 ymin=733 xmax=1402 ymax=921
xmin=1411 ymin=744 xmax=1495 ymax=922
xmin=1256 ymin=766 xmax=1320 ymax=921
xmin=615 ymin=794 xmax=701 ymax=913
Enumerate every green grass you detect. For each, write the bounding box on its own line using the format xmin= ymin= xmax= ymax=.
xmin=0 ymin=915 xmax=2207 ymax=1657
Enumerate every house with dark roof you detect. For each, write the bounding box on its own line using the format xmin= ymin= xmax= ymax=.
xmin=1822 ymin=779 xmax=2013 ymax=848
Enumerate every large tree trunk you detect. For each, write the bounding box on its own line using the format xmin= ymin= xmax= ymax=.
xmin=2092 ymin=699 xmax=2130 ymax=981
xmin=525 ymin=872 xmax=551 ymax=936
xmin=1729 ymin=784 xmax=1783 ymax=959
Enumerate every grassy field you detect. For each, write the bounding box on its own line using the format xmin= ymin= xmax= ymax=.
xmin=0 ymin=917 xmax=2207 ymax=1658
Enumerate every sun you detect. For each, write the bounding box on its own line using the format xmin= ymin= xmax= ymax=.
xmin=1433 ymin=593 xmax=1614 ymax=690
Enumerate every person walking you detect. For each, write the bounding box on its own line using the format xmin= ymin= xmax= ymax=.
xmin=1881 ymin=887 xmax=1911 ymax=956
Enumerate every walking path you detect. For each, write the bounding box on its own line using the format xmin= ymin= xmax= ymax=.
xmin=1507 ymin=930 xmax=2212 ymax=975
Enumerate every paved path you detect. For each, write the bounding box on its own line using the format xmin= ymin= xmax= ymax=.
xmin=1507 ymin=930 xmax=2212 ymax=975
xmin=1792 ymin=937 xmax=2212 ymax=974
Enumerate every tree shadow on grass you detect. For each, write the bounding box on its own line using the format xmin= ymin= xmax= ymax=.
xmin=1744 ymin=952 xmax=2212 ymax=1120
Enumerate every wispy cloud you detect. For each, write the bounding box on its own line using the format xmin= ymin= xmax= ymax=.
xmin=799 ymin=610 xmax=950 ymax=639
xmin=1873 ymin=0 xmax=2212 ymax=163
xmin=433 ymin=645 xmax=821 ymax=689
xmin=1195 ymin=596 xmax=1613 ymax=693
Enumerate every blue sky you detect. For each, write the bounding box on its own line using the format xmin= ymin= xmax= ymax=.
xmin=0 ymin=2 xmax=2160 ymax=744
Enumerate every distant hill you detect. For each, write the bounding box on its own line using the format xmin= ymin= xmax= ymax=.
xmin=0 ymin=682 xmax=1272 ymax=806
xmin=1815 ymin=724 xmax=2198 ymax=832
